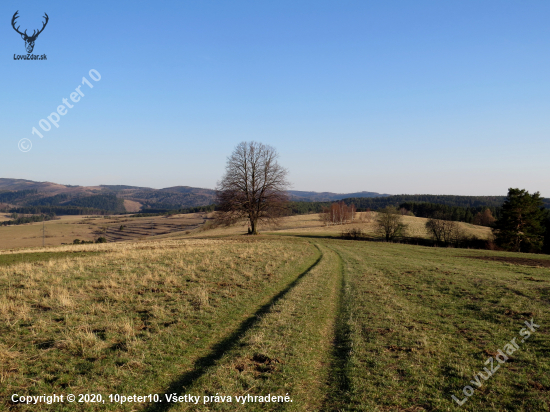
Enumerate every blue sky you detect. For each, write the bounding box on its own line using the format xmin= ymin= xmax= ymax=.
xmin=1 ymin=0 xmax=549 ymax=195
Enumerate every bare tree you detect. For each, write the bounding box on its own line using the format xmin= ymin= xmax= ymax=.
xmin=375 ymin=206 xmax=407 ymax=241
xmin=425 ymin=212 xmax=465 ymax=246
xmin=216 ymin=142 xmax=289 ymax=235
xmin=319 ymin=202 xmax=356 ymax=226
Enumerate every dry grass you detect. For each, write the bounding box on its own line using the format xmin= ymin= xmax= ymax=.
xmin=0 ymin=236 xmax=318 ymax=411
xmin=1 ymin=213 xmax=547 ymax=411
xmin=0 ymin=211 xmax=491 ymax=253
xmin=172 ymin=243 xmax=342 ymax=411
xmin=179 ymin=212 xmax=492 ymax=241
xmin=0 ymin=213 xmax=207 ymax=251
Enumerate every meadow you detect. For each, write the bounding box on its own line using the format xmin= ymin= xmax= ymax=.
xmin=0 ymin=217 xmax=548 ymax=411
xmin=0 ymin=213 xmax=206 ymax=250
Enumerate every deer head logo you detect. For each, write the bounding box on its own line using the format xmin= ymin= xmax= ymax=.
xmin=12 ymin=11 xmax=49 ymax=54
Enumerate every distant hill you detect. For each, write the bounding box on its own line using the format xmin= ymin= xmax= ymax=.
xmin=2 ymin=178 xmax=548 ymax=215
xmin=0 ymin=178 xmax=391 ymax=214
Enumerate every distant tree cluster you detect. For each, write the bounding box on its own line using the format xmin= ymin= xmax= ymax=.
xmin=28 ymin=194 xmax=69 ymax=206
xmin=10 ymin=206 xmax=108 ymax=215
xmin=137 ymin=204 xmax=217 ymax=216
xmin=399 ymin=202 xmax=501 ymax=224
xmin=1 ymin=213 xmax=56 ymax=226
xmin=288 ymin=201 xmax=328 ymax=215
xmin=286 ymin=198 xmax=513 ymax=222
xmin=73 ymin=237 xmax=107 ymax=244
xmin=65 ymin=194 xmax=125 ymax=212
xmin=319 ymin=202 xmax=356 ymax=226
xmin=339 ymin=195 xmax=509 ymax=211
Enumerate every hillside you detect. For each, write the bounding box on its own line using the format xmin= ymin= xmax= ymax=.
xmin=2 ymin=178 xmax=548 ymax=215
xmin=0 ymin=178 xmax=390 ymax=214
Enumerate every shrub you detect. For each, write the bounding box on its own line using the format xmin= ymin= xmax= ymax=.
xmin=341 ymin=227 xmax=364 ymax=239
xmin=375 ymin=207 xmax=407 ymax=241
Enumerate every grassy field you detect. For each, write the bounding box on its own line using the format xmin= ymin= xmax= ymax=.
xmin=1 ymin=224 xmax=548 ymax=411
xmin=0 ymin=213 xmax=207 ymax=250
xmin=173 ymin=212 xmax=492 ymax=242
xmin=0 ymin=212 xmax=492 ymax=252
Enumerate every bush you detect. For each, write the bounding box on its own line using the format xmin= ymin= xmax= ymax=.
xmin=426 ymin=218 xmax=463 ymax=246
xmin=341 ymin=227 xmax=364 ymax=239
xmin=95 ymin=237 xmax=107 ymax=243
xmin=74 ymin=238 xmax=95 ymax=245
xmin=375 ymin=206 xmax=407 ymax=241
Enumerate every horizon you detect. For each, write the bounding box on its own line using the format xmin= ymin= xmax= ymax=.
xmin=0 ymin=176 xmax=538 ymax=198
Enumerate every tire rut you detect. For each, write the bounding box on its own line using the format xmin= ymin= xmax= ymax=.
xmin=322 ymin=244 xmax=354 ymax=412
xmin=143 ymin=242 xmax=324 ymax=412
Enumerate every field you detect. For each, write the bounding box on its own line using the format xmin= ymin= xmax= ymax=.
xmin=0 ymin=213 xmax=207 ymax=250
xmin=1 ymin=219 xmax=548 ymax=411
xmin=0 ymin=212 xmax=491 ymax=252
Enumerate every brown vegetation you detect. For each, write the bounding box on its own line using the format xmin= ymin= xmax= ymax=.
xmin=472 ymin=208 xmax=496 ymax=226
xmin=319 ymin=202 xmax=356 ymax=226
xmin=425 ymin=213 xmax=465 ymax=246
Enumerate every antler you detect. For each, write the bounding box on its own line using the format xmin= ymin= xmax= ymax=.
xmin=11 ymin=11 xmax=27 ymax=37
xmin=33 ymin=13 xmax=49 ymax=38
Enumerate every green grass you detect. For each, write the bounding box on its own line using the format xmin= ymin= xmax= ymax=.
xmin=1 ymin=235 xmax=549 ymax=411
xmin=329 ymin=240 xmax=550 ymax=411
xmin=155 ymin=242 xmax=343 ymax=411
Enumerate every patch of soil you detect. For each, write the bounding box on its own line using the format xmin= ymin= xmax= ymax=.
xmin=465 ymin=256 xmax=550 ymax=268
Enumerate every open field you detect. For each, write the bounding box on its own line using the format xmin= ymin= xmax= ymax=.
xmin=0 ymin=212 xmax=492 ymax=252
xmin=0 ymin=213 xmax=207 ymax=250
xmin=173 ymin=213 xmax=493 ymax=241
xmin=1 ymin=223 xmax=548 ymax=411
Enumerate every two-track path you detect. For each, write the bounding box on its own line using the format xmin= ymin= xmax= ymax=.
xmin=145 ymin=239 xmax=351 ymax=411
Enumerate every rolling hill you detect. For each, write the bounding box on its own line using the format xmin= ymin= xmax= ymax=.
xmin=0 ymin=178 xmax=390 ymax=213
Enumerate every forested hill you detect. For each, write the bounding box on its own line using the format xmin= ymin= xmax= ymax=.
xmin=1 ymin=177 xmax=549 ymax=216
xmin=340 ymin=195 xmax=510 ymax=210
xmin=289 ymin=195 xmax=510 ymax=215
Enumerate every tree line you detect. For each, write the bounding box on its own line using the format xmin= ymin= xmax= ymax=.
xmin=9 ymin=206 xmax=110 ymax=215
xmin=337 ymin=195 xmax=510 ymax=210
xmin=8 ymin=194 xmax=125 ymax=215
xmin=1 ymin=213 xmax=56 ymax=226
xmin=343 ymin=189 xmax=550 ymax=254
xmin=399 ymin=202 xmax=501 ymax=224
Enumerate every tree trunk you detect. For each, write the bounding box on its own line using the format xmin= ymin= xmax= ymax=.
xmin=250 ymin=218 xmax=258 ymax=235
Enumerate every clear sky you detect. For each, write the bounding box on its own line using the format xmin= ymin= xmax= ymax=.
xmin=1 ymin=0 xmax=549 ymax=196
